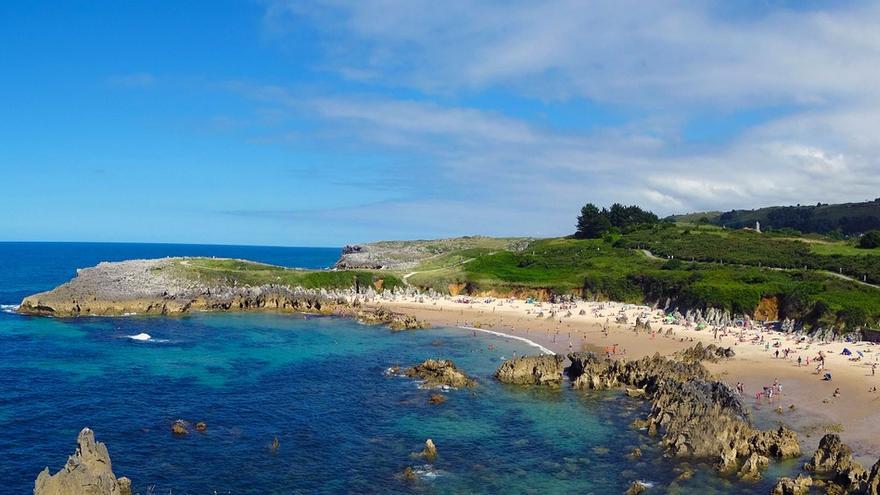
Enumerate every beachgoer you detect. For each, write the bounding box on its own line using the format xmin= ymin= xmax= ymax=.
xmin=797 ymin=356 xmax=802 ymax=367
xmin=833 ymin=388 xmax=841 ymax=398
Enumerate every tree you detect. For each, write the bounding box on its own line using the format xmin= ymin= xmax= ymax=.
xmin=574 ymin=204 xmax=611 ymax=239
xmin=859 ymin=230 xmax=880 ymax=249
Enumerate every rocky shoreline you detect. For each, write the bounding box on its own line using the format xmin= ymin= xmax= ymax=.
xmin=491 ymin=343 xmax=880 ymax=493
xmin=16 ymin=258 xmax=430 ymax=331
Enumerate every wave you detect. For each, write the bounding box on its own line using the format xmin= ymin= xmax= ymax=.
xmin=458 ymin=326 xmax=555 ymax=355
xmin=0 ymin=304 xmax=20 ymax=314
xmin=127 ymin=333 xmax=152 ymax=341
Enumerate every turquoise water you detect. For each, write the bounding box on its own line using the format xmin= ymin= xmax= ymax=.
xmin=0 ymin=243 xmax=799 ymax=493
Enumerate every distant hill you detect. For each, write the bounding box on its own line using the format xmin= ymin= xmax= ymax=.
xmin=669 ymin=199 xmax=880 ymax=235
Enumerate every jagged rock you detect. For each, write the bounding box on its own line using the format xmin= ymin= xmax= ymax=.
xmin=628 ymin=447 xmax=642 ymax=459
xmin=804 ymin=434 xmax=868 ymax=492
xmin=357 ymin=307 xmax=430 ymax=331
xmin=770 ymin=475 xmax=813 ymax=495
xmin=171 ymin=420 xmax=188 ymax=435
xmin=625 ymin=481 xmax=649 ymax=494
xmin=34 ymin=428 xmax=132 ymax=495
xmin=867 ymin=459 xmax=880 ymax=495
xmin=717 ymin=447 xmax=738 ymax=473
xmin=494 ymin=355 xmax=564 ymax=386
xmin=195 ymin=421 xmax=207 ymax=432
xmin=428 ymin=394 xmax=447 ymax=405
xmin=675 ymin=342 xmax=734 ymax=363
xmin=738 ymin=452 xmax=769 ymax=480
xmin=404 ymin=359 xmax=476 ymax=388
xmin=565 ymin=348 xmax=800 ymax=473
xmin=401 ymin=466 xmax=417 ymax=480
xmin=421 ymin=439 xmax=437 ymax=460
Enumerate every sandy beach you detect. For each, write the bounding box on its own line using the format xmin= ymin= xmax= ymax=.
xmin=365 ymin=294 xmax=880 ymax=463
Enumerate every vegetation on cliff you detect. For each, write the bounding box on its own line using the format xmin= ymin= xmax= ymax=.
xmin=670 ymin=198 xmax=880 ymax=235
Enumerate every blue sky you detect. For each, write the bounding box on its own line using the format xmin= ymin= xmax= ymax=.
xmin=2 ymin=1 xmax=879 ymax=246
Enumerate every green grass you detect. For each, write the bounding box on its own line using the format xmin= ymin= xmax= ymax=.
xmin=401 ymin=235 xmax=880 ymax=332
xmin=809 ymin=242 xmax=880 ymax=256
xmin=165 ymin=258 xmax=404 ymax=292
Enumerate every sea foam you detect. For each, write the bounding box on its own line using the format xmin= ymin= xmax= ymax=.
xmin=458 ymin=326 xmax=555 ymax=355
xmin=0 ymin=304 xmax=20 ymax=314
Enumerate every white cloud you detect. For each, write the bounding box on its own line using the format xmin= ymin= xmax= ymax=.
xmin=241 ymin=1 xmax=880 ymax=236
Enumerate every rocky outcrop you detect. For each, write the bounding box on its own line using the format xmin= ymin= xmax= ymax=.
xmin=868 ymin=459 xmax=880 ymax=495
xmin=404 ymin=359 xmax=476 ymax=388
xmin=34 ymin=428 xmax=131 ymax=495
xmin=738 ymin=452 xmax=769 ymax=480
xmin=769 ymin=434 xmax=880 ymax=495
xmin=804 ymin=434 xmax=868 ymax=492
xmin=565 ymin=348 xmax=800 ymax=477
xmin=674 ymin=342 xmax=735 ymax=362
xmin=625 ymin=481 xmax=649 ymax=494
xmin=494 ymin=355 xmax=564 ymax=386
xmin=770 ymin=475 xmax=813 ymax=495
xmin=18 ymin=258 xmax=348 ymax=317
xmin=335 ymin=237 xmax=532 ymax=270
xmin=354 ymin=306 xmax=430 ymax=331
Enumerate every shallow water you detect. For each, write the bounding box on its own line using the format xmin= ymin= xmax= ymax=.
xmin=0 ymin=243 xmax=802 ymax=493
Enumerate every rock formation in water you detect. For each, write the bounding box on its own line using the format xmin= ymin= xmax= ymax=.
xmin=404 ymin=359 xmax=476 ymax=388
xmin=803 ymin=434 xmax=870 ymax=493
xmin=353 ymin=306 xmax=430 ymax=331
xmin=34 ymin=428 xmax=132 ymax=495
xmin=768 ymin=433 xmax=880 ymax=495
xmin=770 ymin=475 xmax=813 ymax=495
xmin=493 ymin=355 xmax=564 ymax=386
xmin=564 ymin=345 xmax=800 ymax=478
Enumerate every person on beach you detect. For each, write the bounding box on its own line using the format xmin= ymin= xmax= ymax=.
xmin=833 ymin=388 xmax=841 ymax=398
xmin=798 ymin=356 xmax=802 ymax=367
xmin=873 ymin=363 xmax=877 ymax=376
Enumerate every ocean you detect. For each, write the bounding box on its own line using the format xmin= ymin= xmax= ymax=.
xmin=0 ymin=242 xmax=799 ymax=494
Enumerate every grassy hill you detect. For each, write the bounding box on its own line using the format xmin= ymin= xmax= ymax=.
xmin=399 ymin=226 xmax=880 ymax=333
xmin=151 ymin=224 xmax=880 ymax=333
xmin=669 ymin=199 xmax=880 ymax=235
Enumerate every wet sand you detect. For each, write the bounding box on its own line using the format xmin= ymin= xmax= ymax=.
xmin=367 ymin=296 xmax=880 ymax=463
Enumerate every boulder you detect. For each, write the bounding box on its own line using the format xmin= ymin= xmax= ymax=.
xmin=421 ymin=439 xmax=437 ymax=460
xmin=34 ymin=428 xmax=132 ymax=495
xmin=625 ymin=481 xmax=649 ymax=494
xmin=428 ymin=394 xmax=447 ymax=405
xmin=494 ymin=354 xmax=564 ymax=386
xmin=404 ymin=359 xmax=476 ymax=388
xmin=770 ymin=475 xmax=813 ymax=495
xmin=171 ymin=420 xmax=188 ymax=435
xmin=195 ymin=421 xmax=207 ymax=432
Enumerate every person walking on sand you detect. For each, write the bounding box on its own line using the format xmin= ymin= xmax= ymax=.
xmin=798 ymin=356 xmax=802 ymax=367
xmin=872 ymin=363 xmax=877 ymax=376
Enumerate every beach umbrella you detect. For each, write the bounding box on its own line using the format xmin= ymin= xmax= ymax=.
xmin=857 ymin=351 xmax=864 ymax=357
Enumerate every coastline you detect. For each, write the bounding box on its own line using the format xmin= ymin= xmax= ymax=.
xmin=366 ymin=295 xmax=880 ymax=463
xmin=457 ymin=325 xmax=556 ymax=355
